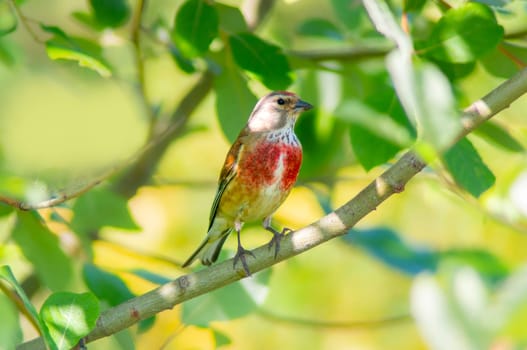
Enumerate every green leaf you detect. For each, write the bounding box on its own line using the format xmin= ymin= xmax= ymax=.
xmin=12 ymin=211 xmax=73 ymax=291
xmin=440 ymin=249 xmax=509 ymax=284
xmin=129 ymin=268 xmax=171 ymax=285
xmin=169 ymin=45 xmax=196 ymax=73
xmin=214 ymin=53 xmax=258 ymax=143
xmin=331 ymin=0 xmax=364 ymax=30
xmin=420 ymin=3 xmax=504 ymax=63
xmin=40 ymin=292 xmax=99 ymax=350
xmin=89 ymin=0 xmax=130 ymax=28
xmin=182 ymin=269 xmax=271 ymax=326
xmin=82 ymin=263 xmax=135 ymax=306
xmin=71 ymin=188 xmax=140 ymax=235
xmin=349 ymin=126 xmax=401 ymax=170
xmin=481 ymin=42 xmax=527 ymax=78
xmin=172 ymin=0 xmax=219 ymax=58
xmin=297 ymin=19 xmax=344 ymax=41
xmin=443 ymin=137 xmax=496 ymax=197
xmin=0 ymin=294 xmax=22 ymax=349
xmin=473 ymin=121 xmax=524 ymax=153
xmin=41 ymin=25 xmax=112 ymax=77
xmin=0 ymin=1 xmax=17 ymax=36
xmin=344 ymin=228 xmax=438 ymax=275
xmin=216 ymin=3 xmax=247 ymax=33
xmin=0 ymin=39 xmax=17 ymax=66
xmin=403 ymin=0 xmax=427 ymax=12
xmin=212 ymin=328 xmax=232 ymax=348
xmin=0 ymin=265 xmax=42 ymax=334
xmin=229 ymin=32 xmax=292 ymax=90
xmin=0 ymin=202 xmax=13 ymax=217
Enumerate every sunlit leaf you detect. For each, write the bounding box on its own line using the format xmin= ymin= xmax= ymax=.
xmin=214 ymin=52 xmax=258 ymax=142
xmin=172 ymin=0 xmax=219 ymax=58
xmin=0 ymin=1 xmax=17 ymax=36
xmin=40 ymin=292 xmax=99 ymax=350
xmin=12 ymin=211 xmax=73 ymax=291
xmin=229 ymin=32 xmax=292 ymax=90
xmin=419 ymin=3 xmax=504 ymax=63
xmin=443 ymin=137 xmax=495 ymax=197
xmin=71 ymin=188 xmax=140 ymax=235
xmin=89 ymin=0 xmax=130 ymax=28
xmin=297 ymin=19 xmax=344 ymax=41
xmin=41 ymin=25 xmax=112 ymax=77
xmin=82 ymin=263 xmax=135 ymax=306
xmin=182 ymin=269 xmax=271 ymax=326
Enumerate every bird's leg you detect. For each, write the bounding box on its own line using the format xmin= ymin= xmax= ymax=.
xmin=232 ymin=220 xmax=254 ymax=276
xmin=263 ymin=216 xmax=293 ymax=259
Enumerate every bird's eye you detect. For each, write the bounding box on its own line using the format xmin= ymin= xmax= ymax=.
xmin=277 ymin=98 xmax=285 ymax=105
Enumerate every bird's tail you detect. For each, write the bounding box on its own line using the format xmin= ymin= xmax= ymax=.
xmin=182 ymin=219 xmax=232 ymax=267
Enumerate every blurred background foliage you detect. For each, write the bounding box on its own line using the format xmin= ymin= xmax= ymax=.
xmin=0 ymin=0 xmax=527 ymax=349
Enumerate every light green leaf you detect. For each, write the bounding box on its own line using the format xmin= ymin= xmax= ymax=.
xmin=473 ymin=121 xmax=524 ymax=153
xmin=40 ymin=292 xmax=99 ymax=350
xmin=229 ymin=32 xmax=292 ymax=90
xmin=443 ymin=137 xmax=496 ymax=197
xmin=0 ymin=265 xmax=42 ymax=335
xmin=71 ymin=188 xmax=140 ymax=235
xmin=420 ymin=3 xmax=504 ymax=63
xmin=331 ymin=0 xmax=364 ymax=30
xmin=172 ymin=0 xmax=219 ymax=58
xmin=212 ymin=328 xmax=231 ymax=348
xmin=349 ymin=126 xmax=401 ymax=170
xmin=216 ymin=3 xmax=247 ymax=33
xmin=0 ymin=294 xmax=22 ymax=349
xmin=12 ymin=211 xmax=73 ymax=291
xmin=0 ymin=1 xmax=17 ymax=36
xmin=41 ymin=25 xmax=112 ymax=77
xmin=182 ymin=269 xmax=271 ymax=326
xmin=214 ymin=52 xmax=258 ymax=143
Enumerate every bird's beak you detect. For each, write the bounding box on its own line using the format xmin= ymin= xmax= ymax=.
xmin=295 ymin=99 xmax=313 ymax=111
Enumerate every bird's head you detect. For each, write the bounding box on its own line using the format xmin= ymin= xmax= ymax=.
xmin=247 ymin=91 xmax=313 ymax=132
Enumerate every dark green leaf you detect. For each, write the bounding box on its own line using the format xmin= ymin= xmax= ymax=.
xmin=71 ymin=188 xmax=140 ymax=234
xmin=216 ymin=3 xmax=247 ymax=33
xmin=40 ymin=292 xmax=99 ymax=350
xmin=229 ymin=32 xmax=291 ymax=90
xmin=0 ymin=202 xmax=13 ymax=217
xmin=169 ymin=46 xmax=195 ymax=73
xmin=89 ymin=0 xmax=130 ymax=28
xmin=403 ymin=0 xmax=427 ymax=12
xmin=439 ymin=249 xmax=509 ymax=284
xmin=172 ymin=0 xmax=219 ymax=58
xmin=344 ymin=228 xmax=438 ymax=275
xmin=420 ymin=3 xmax=504 ymax=63
xmin=473 ymin=121 xmax=524 ymax=153
xmin=331 ymin=0 xmax=364 ymax=30
xmin=214 ymin=53 xmax=258 ymax=143
xmin=0 ymin=265 xmax=42 ymax=334
xmin=430 ymin=59 xmax=476 ymax=81
xmin=41 ymin=25 xmax=112 ymax=77
xmin=137 ymin=316 xmax=156 ymax=333
xmin=443 ymin=137 xmax=496 ymax=197
xmin=12 ymin=211 xmax=73 ymax=291
xmin=0 ymin=1 xmax=17 ymax=36
xmin=349 ymin=126 xmax=401 ymax=170
xmin=82 ymin=263 xmax=135 ymax=306
xmin=182 ymin=269 xmax=271 ymax=326
xmin=297 ymin=19 xmax=344 ymax=41
xmin=0 ymin=294 xmax=22 ymax=349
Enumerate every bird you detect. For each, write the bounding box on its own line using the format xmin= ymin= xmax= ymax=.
xmin=182 ymin=91 xmax=313 ymax=276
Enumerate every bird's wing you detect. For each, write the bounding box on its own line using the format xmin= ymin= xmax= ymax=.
xmin=208 ymin=134 xmax=247 ymax=230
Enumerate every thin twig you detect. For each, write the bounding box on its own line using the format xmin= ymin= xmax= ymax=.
xmin=8 ymin=0 xmax=44 ymax=43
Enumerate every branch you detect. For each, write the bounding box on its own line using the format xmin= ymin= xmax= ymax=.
xmin=287 ymin=43 xmax=393 ymax=62
xmin=18 ymin=67 xmax=527 ymax=350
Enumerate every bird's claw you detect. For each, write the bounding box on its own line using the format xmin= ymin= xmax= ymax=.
xmin=267 ymin=227 xmax=293 ymax=259
xmin=233 ymin=247 xmax=255 ymax=276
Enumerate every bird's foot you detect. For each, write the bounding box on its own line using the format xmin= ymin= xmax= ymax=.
xmin=233 ymin=246 xmax=255 ymax=277
xmin=267 ymin=227 xmax=293 ymax=259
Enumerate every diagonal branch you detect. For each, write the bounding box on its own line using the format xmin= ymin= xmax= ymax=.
xmin=17 ymin=67 xmax=527 ymax=350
